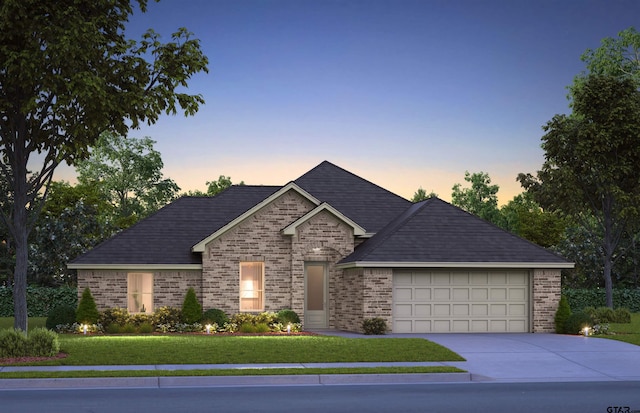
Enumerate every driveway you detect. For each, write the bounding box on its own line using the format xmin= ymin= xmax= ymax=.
xmin=412 ymin=333 xmax=640 ymax=382
xmin=321 ymin=331 xmax=640 ymax=382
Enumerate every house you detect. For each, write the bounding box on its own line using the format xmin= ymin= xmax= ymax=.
xmin=69 ymin=161 xmax=573 ymax=333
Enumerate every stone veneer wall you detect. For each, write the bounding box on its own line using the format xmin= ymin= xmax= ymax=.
xmin=290 ymin=209 xmax=355 ymax=328
xmin=77 ymin=269 xmax=202 ymax=311
xmin=201 ymin=190 xmax=315 ymax=315
xmin=532 ymin=268 xmax=561 ymax=333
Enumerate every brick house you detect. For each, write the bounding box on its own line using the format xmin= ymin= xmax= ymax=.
xmin=69 ymin=161 xmax=573 ymax=333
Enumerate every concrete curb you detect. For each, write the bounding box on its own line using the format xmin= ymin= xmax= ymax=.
xmin=0 ymin=373 xmax=472 ymax=390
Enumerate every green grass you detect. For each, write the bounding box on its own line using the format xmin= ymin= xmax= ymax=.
xmin=602 ymin=313 xmax=640 ymax=346
xmin=0 ymin=317 xmax=47 ymax=330
xmin=0 ymin=366 xmax=465 ymax=379
xmin=33 ymin=335 xmax=463 ymax=366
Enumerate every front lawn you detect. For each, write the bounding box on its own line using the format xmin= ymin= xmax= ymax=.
xmin=0 ymin=317 xmax=47 ymax=330
xmin=602 ymin=313 xmax=640 ymax=346
xmin=31 ymin=335 xmax=463 ymax=366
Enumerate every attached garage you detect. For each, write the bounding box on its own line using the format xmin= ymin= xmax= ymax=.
xmin=393 ymin=269 xmax=530 ymax=333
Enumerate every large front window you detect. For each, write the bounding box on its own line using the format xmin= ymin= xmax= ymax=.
xmin=128 ymin=272 xmax=153 ymax=313
xmin=240 ymin=262 xmax=264 ymax=311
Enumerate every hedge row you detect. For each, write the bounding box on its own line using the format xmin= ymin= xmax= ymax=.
xmin=563 ymin=288 xmax=640 ymax=313
xmin=0 ymin=286 xmax=77 ymax=317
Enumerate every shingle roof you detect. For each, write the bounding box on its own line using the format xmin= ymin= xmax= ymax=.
xmin=70 ymin=186 xmax=280 ymax=266
xmin=340 ymin=197 xmax=570 ymax=265
xmin=294 ymin=161 xmax=411 ymax=233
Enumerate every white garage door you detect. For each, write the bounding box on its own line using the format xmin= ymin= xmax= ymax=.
xmin=393 ymin=270 xmax=530 ymax=333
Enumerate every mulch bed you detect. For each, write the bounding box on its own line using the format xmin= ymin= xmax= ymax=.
xmin=0 ymin=352 xmax=68 ymax=366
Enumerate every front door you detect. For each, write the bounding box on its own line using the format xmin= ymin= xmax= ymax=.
xmin=305 ymin=263 xmax=328 ymax=329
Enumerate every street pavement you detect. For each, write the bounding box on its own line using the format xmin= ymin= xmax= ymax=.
xmin=1 ymin=332 xmax=639 ymax=389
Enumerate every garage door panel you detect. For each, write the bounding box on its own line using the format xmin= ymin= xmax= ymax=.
xmin=393 ymin=270 xmax=529 ymax=333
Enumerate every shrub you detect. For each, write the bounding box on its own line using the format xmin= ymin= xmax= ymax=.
xmin=181 ymin=287 xmax=203 ymax=324
xmin=613 ymin=307 xmax=632 ymax=323
xmin=138 ymin=322 xmax=154 ymax=334
xmin=121 ymin=323 xmax=137 ymax=334
xmin=0 ymin=328 xmax=28 ymax=358
xmin=239 ymin=323 xmax=257 ymax=333
xmin=277 ymin=309 xmax=301 ymax=325
xmin=592 ymin=307 xmax=616 ymax=324
xmin=46 ymin=304 xmax=77 ymax=331
xmin=230 ymin=313 xmax=258 ymax=326
xmin=0 ymin=286 xmax=78 ymax=317
xmin=254 ymin=311 xmax=278 ymax=326
xmin=106 ymin=323 xmax=121 ymax=334
xmin=27 ymin=328 xmax=59 ymax=357
xmin=153 ymin=306 xmax=182 ymax=326
xmin=554 ymin=296 xmax=572 ymax=334
xmin=98 ymin=308 xmax=131 ymax=330
xmin=564 ymin=312 xmax=593 ymax=335
xmin=362 ymin=317 xmax=387 ymax=335
xmin=255 ymin=323 xmax=270 ymax=333
xmin=76 ymin=287 xmax=100 ymax=324
xmin=129 ymin=313 xmax=152 ymax=327
xmin=202 ymin=308 xmax=229 ymax=327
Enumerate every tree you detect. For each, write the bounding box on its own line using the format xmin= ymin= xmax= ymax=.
xmin=411 ymin=187 xmax=437 ymax=202
xmin=499 ymin=192 xmax=565 ymax=248
xmin=181 ymin=287 xmax=202 ymax=324
xmin=451 ymin=171 xmax=502 ymax=225
xmin=76 ymin=133 xmax=180 ymax=229
xmin=0 ymin=0 xmax=208 ymax=331
xmin=518 ymin=75 xmax=640 ymax=307
xmin=28 ymin=182 xmax=107 ymax=286
xmin=76 ymin=287 xmax=99 ymax=325
xmin=577 ymin=27 xmax=640 ymax=86
xmin=206 ymin=175 xmax=244 ymax=196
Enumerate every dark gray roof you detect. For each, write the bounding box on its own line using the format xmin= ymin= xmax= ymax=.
xmin=295 ymin=161 xmax=411 ymax=233
xmin=70 ymin=186 xmax=280 ymax=265
xmin=340 ymin=197 xmax=570 ymax=264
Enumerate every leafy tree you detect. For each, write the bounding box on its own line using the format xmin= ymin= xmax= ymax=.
xmin=28 ymin=182 xmax=107 ymax=286
xmin=499 ymin=192 xmax=565 ymax=248
xmin=451 ymin=171 xmax=502 ymax=225
xmin=206 ymin=175 xmax=244 ymax=196
xmin=411 ymin=187 xmax=437 ymax=202
xmin=76 ymin=133 xmax=180 ymax=229
xmin=519 ymin=75 xmax=640 ymax=307
xmin=0 ymin=0 xmax=208 ymax=331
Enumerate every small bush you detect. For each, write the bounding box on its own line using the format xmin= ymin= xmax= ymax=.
xmin=46 ymin=304 xmax=77 ymax=331
xmin=181 ymin=287 xmax=203 ymax=324
xmin=239 ymin=322 xmax=257 ymax=333
xmin=76 ymin=287 xmax=100 ymax=324
xmin=613 ymin=307 xmax=631 ymax=323
xmin=277 ymin=309 xmax=301 ymax=325
xmin=362 ymin=317 xmax=387 ymax=335
xmin=230 ymin=313 xmax=258 ymax=326
xmin=564 ymin=312 xmax=593 ymax=335
xmin=129 ymin=313 xmax=152 ymax=327
xmin=254 ymin=311 xmax=278 ymax=326
xmin=255 ymin=323 xmax=270 ymax=333
xmin=106 ymin=323 xmax=121 ymax=334
xmin=121 ymin=323 xmax=137 ymax=334
xmin=554 ymin=296 xmax=572 ymax=334
xmin=0 ymin=328 xmax=28 ymax=358
xmin=153 ymin=306 xmax=182 ymax=326
xmin=202 ymin=308 xmax=229 ymax=327
xmin=592 ymin=307 xmax=616 ymax=324
xmin=27 ymin=328 xmax=59 ymax=357
xmin=138 ymin=322 xmax=154 ymax=334
xmin=99 ymin=308 xmax=130 ymax=330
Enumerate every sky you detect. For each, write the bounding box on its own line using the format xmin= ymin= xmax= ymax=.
xmin=54 ymin=0 xmax=640 ymax=205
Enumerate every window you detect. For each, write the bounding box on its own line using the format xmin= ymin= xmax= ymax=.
xmin=128 ymin=273 xmax=153 ymax=313
xmin=240 ymin=262 xmax=264 ymax=311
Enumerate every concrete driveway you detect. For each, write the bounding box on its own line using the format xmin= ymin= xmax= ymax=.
xmin=321 ymin=330 xmax=640 ymax=382
xmin=424 ymin=333 xmax=640 ymax=382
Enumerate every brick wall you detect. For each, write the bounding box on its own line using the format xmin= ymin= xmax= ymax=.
xmin=202 ymin=190 xmax=315 ymax=315
xmin=77 ymin=269 xmax=202 ymax=311
xmin=532 ymin=268 xmax=561 ymax=333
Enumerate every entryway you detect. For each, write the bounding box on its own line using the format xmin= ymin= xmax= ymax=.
xmin=304 ymin=263 xmax=328 ymax=328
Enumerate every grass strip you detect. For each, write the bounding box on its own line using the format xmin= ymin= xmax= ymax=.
xmin=602 ymin=313 xmax=640 ymax=346
xmin=0 ymin=366 xmax=464 ymax=379
xmin=26 ymin=335 xmax=465 ymax=366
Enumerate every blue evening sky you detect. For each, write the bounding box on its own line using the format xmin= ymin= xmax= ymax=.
xmin=56 ymin=0 xmax=640 ymax=204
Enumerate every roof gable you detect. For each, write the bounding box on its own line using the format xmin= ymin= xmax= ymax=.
xmin=339 ymin=197 xmax=573 ymax=268
xmin=294 ymin=161 xmax=411 ymax=233
xmin=191 ymin=182 xmax=319 ymax=252
xmin=282 ymin=202 xmax=366 ymax=236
